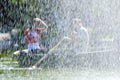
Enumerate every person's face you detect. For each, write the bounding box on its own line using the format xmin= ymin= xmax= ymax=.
xmin=72 ymin=20 xmax=82 ymax=30
xmin=34 ymin=21 xmax=39 ymax=26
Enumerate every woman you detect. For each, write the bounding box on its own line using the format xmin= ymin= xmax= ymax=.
xmin=24 ymin=18 xmax=48 ymax=53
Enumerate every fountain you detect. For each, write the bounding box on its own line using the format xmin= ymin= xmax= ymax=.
xmin=1 ymin=0 xmax=120 ymax=80
xmin=7 ymin=0 xmax=120 ymax=69
xmin=50 ymin=0 xmax=120 ymax=69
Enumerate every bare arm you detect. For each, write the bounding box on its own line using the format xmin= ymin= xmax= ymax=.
xmin=40 ymin=20 xmax=48 ymax=33
xmin=34 ymin=18 xmax=48 ymax=33
xmin=64 ymin=31 xmax=78 ymax=42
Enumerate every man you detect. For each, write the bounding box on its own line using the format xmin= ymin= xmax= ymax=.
xmin=64 ymin=18 xmax=89 ymax=54
xmin=24 ymin=18 xmax=48 ymax=53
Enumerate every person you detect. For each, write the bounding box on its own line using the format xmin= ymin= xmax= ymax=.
xmin=64 ymin=18 xmax=89 ymax=54
xmin=23 ymin=18 xmax=48 ymax=53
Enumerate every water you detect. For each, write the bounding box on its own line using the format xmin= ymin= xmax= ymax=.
xmin=1 ymin=0 xmax=120 ymax=80
xmin=1 ymin=51 xmax=120 ymax=80
xmin=0 ymin=68 xmax=120 ymax=80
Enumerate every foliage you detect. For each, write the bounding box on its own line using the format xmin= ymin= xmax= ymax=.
xmin=0 ymin=0 xmax=58 ymax=48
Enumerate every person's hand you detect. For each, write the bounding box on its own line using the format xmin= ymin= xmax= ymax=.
xmin=72 ymin=31 xmax=77 ymax=35
xmin=63 ymin=36 xmax=71 ymax=40
xmin=33 ymin=18 xmax=41 ymax=21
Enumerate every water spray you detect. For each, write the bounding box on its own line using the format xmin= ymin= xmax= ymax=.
xmin=31 ymin=38 xmax=65 ymax=68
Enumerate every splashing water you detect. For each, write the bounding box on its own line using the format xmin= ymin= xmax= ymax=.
xmin=0 ymin=0 xmax=120 ymax=80
xmin=51 ymin=0 xmax=120 ymax=69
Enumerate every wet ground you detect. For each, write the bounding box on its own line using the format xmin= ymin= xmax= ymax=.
xmin=0 ymin=51 xmax=120 ymax=80
xmin=0 ymin=67 xmax=120 ymax=80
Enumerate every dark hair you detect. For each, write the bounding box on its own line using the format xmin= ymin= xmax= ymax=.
xmin=29 ymin=26 xmax=32 ymax=30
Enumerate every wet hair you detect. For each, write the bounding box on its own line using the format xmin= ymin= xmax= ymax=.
xmin=29 ymin=26 xmax=32 ymax=30
xmin=27 ymin=19 xmax=34 ymax=27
